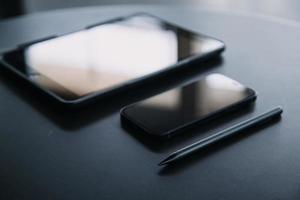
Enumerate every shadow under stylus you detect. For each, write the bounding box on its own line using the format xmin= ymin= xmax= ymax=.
xmin=157 ymin=116 xmax=282 ymax=176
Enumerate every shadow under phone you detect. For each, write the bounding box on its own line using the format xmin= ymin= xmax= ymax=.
xmin=121 ymin=103 xmax=255 ymax=153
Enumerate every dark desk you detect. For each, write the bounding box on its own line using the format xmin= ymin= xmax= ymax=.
xmin=1 ymin=6 xmax=300 ymax=200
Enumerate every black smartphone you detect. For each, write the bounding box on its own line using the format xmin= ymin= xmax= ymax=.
xmin=121 ymin=74 xmax=256 ymax=139
xmin=0 ymin=13 xmax=225 ymax=106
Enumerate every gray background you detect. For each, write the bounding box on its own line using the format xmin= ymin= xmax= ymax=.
xmin=1 ymin=5 xmax=300 ymax=200
xmin=1 ymin=0 xmax=300 ymax=21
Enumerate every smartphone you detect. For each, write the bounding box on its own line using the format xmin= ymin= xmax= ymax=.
xmin=0 ymin=13 xmax=225 ymax=106
xmin=121 ymin=74 xmax=256 ymax=139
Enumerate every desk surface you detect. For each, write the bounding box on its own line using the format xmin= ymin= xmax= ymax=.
xmin=1 ymin=5 xmax=300 ymax=200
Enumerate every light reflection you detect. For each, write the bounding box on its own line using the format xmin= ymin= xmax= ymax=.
xmin=26 ymin=24 xmax=178 ymax=96
xmin=12 ymin=14 xmax=225 ymax=100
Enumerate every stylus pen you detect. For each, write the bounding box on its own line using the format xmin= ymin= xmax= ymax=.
xmin=158 ymin=106 xmax=283 ymax=166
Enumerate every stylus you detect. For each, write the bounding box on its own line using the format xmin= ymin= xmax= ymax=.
xmin=158 ymin=106 xmax=283 ymax=166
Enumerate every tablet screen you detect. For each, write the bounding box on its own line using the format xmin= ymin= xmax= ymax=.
xmin=2 ymin=14 xmax=224 ymax=101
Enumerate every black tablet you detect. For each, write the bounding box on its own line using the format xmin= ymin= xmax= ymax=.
xmin=0 ymin=13 xmax=225 ymax=106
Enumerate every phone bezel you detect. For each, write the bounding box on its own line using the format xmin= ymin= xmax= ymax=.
xmin=120 ymin=76 xmax=257 ymax=139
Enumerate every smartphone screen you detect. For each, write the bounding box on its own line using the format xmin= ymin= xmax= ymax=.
xmin=2 ymin=13 xmax=224 ymax=101
xmin=121 ymin=74 xmax=256 ymax=137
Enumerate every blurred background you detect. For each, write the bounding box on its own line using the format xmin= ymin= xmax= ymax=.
xmin=1 ymin=0 xmax=300 ymax=21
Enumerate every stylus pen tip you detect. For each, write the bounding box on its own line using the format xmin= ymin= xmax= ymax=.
xmin=158 ymin=154 xmax=176 ymax=166
xmin=158 ymin=160 xmax=169 ymax=166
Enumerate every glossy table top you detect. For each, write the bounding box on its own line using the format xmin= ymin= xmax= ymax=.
xmin=1 ymin=5 xmax=300 ymax=200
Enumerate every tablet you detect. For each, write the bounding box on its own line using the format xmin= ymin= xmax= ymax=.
xmin=0 ymin=13 xmax=225 ymax=106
